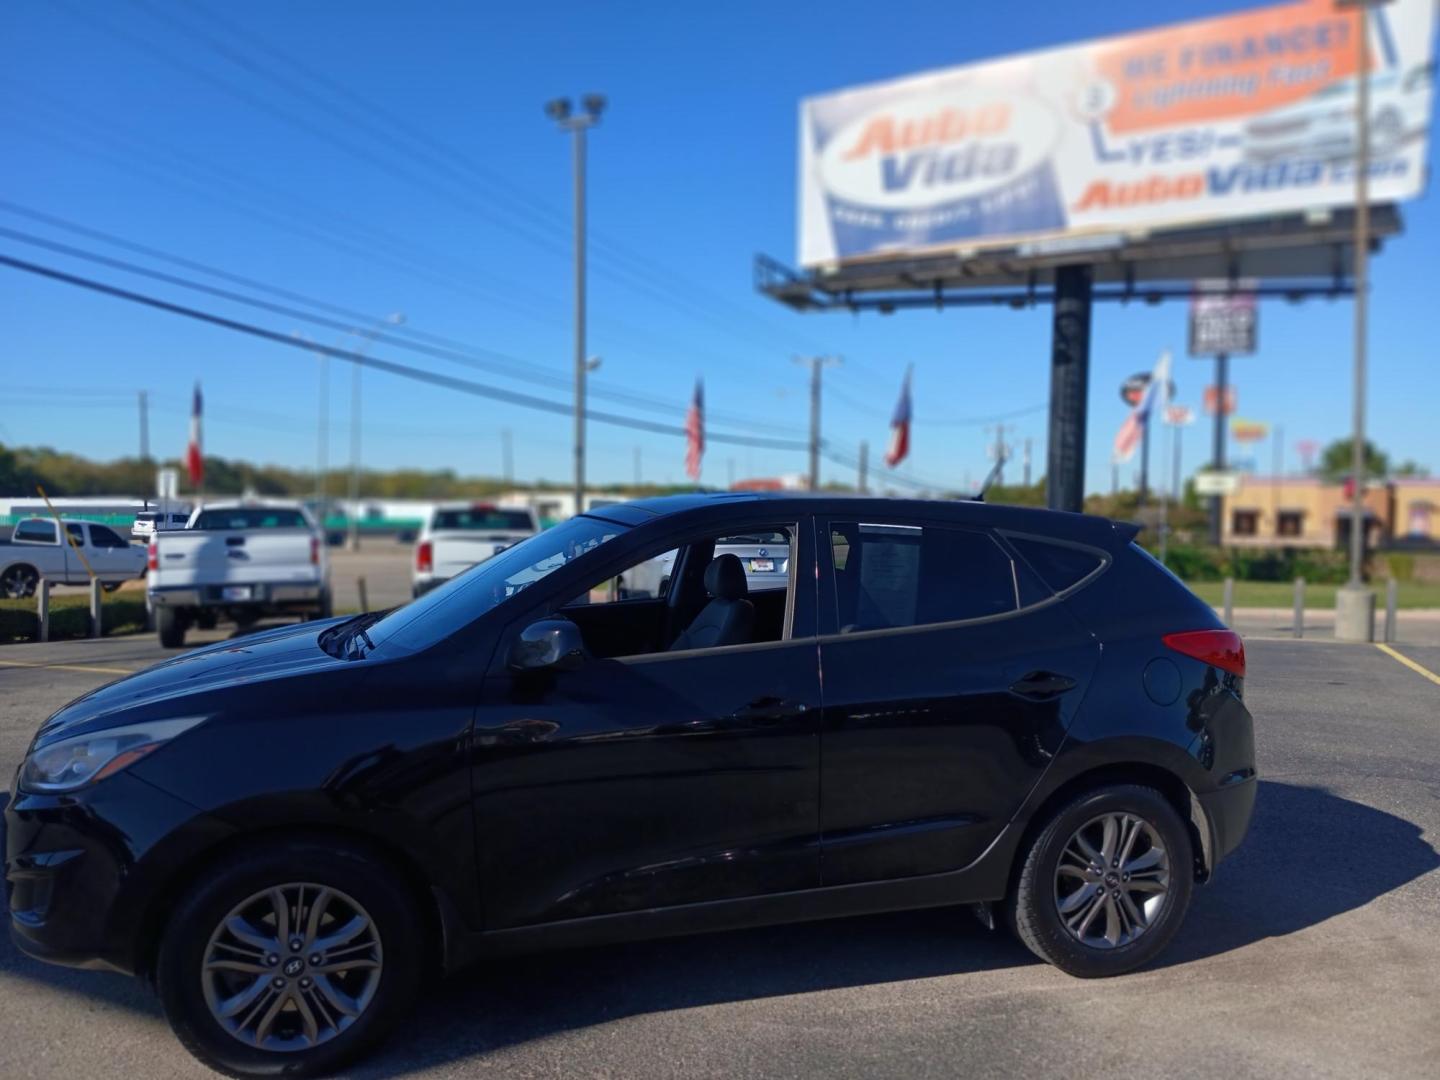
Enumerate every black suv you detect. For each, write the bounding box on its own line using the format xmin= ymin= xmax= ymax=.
xmin=7 ymin=494 xmax=1255 ymax=1076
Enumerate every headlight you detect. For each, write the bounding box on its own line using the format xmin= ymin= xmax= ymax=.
xmin=19 ymin=716 xmax=208 ymax=794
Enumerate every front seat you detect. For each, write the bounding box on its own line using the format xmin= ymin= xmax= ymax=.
xmin=669 ymin=553 xmax=754 ymax=651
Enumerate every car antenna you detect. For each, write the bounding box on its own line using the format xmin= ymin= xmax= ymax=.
xmin=973 ymin=450 xmax=1007 ymax=502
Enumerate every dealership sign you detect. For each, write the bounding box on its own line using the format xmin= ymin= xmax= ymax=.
xmin=798 ymin=0 xmax=1435 ymax=265
xmin=1190 ymin=287 xmax=1258 ymax=356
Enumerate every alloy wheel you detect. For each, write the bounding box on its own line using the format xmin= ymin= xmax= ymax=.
xmin=200 ymin=883 xmax=383 ymax=1051
xmin=1 ymin=564 xmax=39 ymax=598
xmin=1053 ymin=812 xmax=1170 ymax=950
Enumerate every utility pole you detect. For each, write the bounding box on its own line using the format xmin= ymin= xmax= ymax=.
xmin=1208 ymin=352 xmax=1229 ymax=545
xmin=501 ymin=428 xmax=514 ymax=488
xmin=137 ymin=390 xmax=150 ymax=461
xmin=858 ymin=440 xmax=869 ymax=495
xmin=1022 ymin=437 xmax=1032 ymax=487
xmin=1336 ymin=0 xmax=1377 ymax=641
xmin=345 ymin=313 xmax=406 ymax=551
xmin=793 ymin=355 xmax=841 ymax=491
xmin=987 ymin=424 xmax=1012 ymax=486
xmin=547 ymin=94 xmax=606 ymax=519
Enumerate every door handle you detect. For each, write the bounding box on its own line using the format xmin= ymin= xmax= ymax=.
xmin=1008 ymin=671 xmax=1077 ymax=701
xmin=730 ymin=697 xmax=808 ymax=726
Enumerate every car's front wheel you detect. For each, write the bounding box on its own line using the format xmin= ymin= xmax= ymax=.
xmin=1008 ymin=784 xmax=1193 ymax=977
xmin=156 ymin=840 xmax=424 ymax=1078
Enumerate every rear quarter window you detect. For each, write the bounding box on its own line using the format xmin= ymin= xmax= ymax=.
xmin=1006 ymin=535 xmax=1106 ymax=595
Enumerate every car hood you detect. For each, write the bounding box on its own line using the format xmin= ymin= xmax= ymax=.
xmin=33 ymin=617 xmax=354 ymax=747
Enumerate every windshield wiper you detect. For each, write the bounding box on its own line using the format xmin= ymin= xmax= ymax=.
xmin=319 ymin=611 xmax=384 ymax=659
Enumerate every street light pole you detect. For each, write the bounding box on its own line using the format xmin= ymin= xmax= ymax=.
xmin=547 ymin=94 xmax=606 ymax=517
xmin=344 ymin=312 xmax=406 ymax=552
xmin=1336 ymin=0 xmax=1379 ymax=641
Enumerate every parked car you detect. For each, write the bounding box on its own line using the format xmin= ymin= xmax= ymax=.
xmin=131 ymin=509 xmax=191 ymax=542
xmin=412 ymin=502 xmax=540 ymax=597
xmin=0 ymin=517 xmax=147 ymax=597
xmin=146 ymin=499 xmax=330 ymax=648
xmin=6 ymin=494 xmax=1256 ymax=1077
xmin=1242 ymin=63 xmax=1433 ymax=163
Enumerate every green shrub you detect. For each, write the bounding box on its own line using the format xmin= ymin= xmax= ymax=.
xmin=0 ymin=596 xmax=148 ymax=643
xmin=1383 ymin=553 xmax=1416 ymax=583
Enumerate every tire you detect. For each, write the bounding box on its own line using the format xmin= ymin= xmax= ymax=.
xmin=1 ymin=563 xmax=40 ymax=599
xmin=156 ymin=840 xmax=424 ymax=1079
xmin=102 ymin=581 xmax=123 ymax=594
xmin=314 ymin=590 xmax=333 ymax=621
xmin=1007 ymin=784 xmax=1193 ymax=978
xmin=157 ymin=606 xmax=186 ymax=649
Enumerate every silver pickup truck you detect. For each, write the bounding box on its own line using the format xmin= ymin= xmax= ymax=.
xmin=0 ymin=517 xmax=148 ymax=597
xmin=146 ymin=500 xmax=331 ymax=648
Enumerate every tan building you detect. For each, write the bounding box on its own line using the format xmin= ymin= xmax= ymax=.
xmin=1219 ymin=476 xmax=1440 ymax=549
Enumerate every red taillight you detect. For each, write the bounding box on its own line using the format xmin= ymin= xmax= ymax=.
xmin=1163 ymin=629 xmax=1246 ymax=678
xmin=310 ymin=536 xmax=320 ymax=565
xmin=416 ymin=540 xmax=433 ymax=573
xmin=147 ymin=539 xmax=158 ymax=571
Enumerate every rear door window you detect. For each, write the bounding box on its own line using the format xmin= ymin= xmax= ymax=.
xmin=13 ymin=520 xmax=57 ymax=543
xmin=431 ymin=507 xmax=535 ymax=532
xmin=826 ymin=521 xmax=1018 ymax=632
xmin=1006 ymin=535 xmax=1105 ymax=595
xmin=90 ymin=525 xmax=130 ymax=548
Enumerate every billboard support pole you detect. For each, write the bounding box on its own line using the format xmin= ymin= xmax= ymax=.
xmin=1047 ymin=265 xmax=1091 ymax=513
xmin=1337 ymin=0 xmax=1376 ymax=642
xmin=1208 ymin=352 xmax=1229 ymax=545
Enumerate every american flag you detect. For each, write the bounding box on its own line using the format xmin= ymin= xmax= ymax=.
xmin=684 ymin=377 xmax=704 ymax=481
xmin=186 ymin=381 xmax=204 ymax=490
xmin=885 ymin=365 xmax=913 ymax=468
xmin=1113 ymin=350 xmax=1171 ymax=465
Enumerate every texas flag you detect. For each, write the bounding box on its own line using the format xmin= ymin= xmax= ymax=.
xmin=684 ymin=377 xmax=704 ymax=481
xmin=186 ymin=382 xmax=204 ymax=490
xmin=1113 ymin=351 xmax=1171 ymax=465
xmin=885 ymin=364 xmax=913 ymax=468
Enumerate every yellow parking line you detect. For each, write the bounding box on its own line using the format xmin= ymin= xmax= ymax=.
xmin=0 ymin=659 xmax=136 ymax=677
xmin=1375 ymin=643 xmax=1440 ymax=688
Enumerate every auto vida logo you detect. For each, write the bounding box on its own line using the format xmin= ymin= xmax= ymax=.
xmin=819 ymin=93 xmax=1060 ymax=209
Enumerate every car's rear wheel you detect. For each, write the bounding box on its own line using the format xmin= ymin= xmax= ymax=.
xmin=157 ymin=606 xmax=186 ymax=649
xmin=1008 ymin=784 xmax=1193 ymax=977
xmin=156 ymin=840 xmax=423 ymax=1078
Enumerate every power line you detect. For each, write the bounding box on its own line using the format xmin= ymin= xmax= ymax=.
xmin=84 ymin=0 xmax=835 ymax=361
xmin=0 ymin=252 xmax=814 ymax=454
xmin=0 ymin=213 xmax=799 ymax=436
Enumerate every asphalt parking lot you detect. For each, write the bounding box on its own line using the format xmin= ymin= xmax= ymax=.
xmin=2 ymin=632 xmax=1439 ymax=1078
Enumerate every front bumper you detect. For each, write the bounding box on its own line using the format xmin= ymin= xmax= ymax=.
xmin=5 ymin=772 xmax=230 ymax=975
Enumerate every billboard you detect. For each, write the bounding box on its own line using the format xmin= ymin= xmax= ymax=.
xmin=798 ymin=0 xmax=1435 ymax=266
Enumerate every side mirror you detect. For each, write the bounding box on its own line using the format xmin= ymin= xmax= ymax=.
xmin=510 ymin=618 xmax=587 ymax=673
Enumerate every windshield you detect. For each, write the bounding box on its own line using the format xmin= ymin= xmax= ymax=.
xmin=431 ymin=507 xmax=534 ymax=532
xmin=364 ymin=515 xmax=627 ymax=655
xmin=192 ymin=508 xmax=308 ymax=530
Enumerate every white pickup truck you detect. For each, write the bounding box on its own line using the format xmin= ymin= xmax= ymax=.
xmin=412 ymin=502 xmax=540 ymax=597
xmin=146 ymin=500 xmax=331 ymax=648
xmin=0 ymin=518 xmax=148 ymax=597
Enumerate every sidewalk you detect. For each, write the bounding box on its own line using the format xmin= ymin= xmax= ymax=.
xmin=1218 ymin=606 xmax=1440 ymax=646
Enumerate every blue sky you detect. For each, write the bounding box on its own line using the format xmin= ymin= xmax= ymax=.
xmin=2 ymin=0 xmax=1437 ymax=494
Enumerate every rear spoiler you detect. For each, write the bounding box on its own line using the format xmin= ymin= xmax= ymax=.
xmin=1110 ymin=520 xmax=1142 ymax=543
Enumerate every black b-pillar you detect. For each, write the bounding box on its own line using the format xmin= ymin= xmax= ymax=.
xmin=1047 ymin=264 xmax=1092 ymax=513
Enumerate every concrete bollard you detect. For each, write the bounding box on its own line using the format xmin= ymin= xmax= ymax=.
xmin=89 ymin=577 xmax=103 ymax=638
xmin=357 ymin=576 xmax=369 ymax=613
xmin=1293 ymin=577 xmax=1305 ymax=639
xmin=37 ymin=579 xmax=51 ymax=643
xmin=1385 ymin=578 xmax=1398 ymax=644
xmin=1222 ymin=577 xmax=1234 ymax=628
